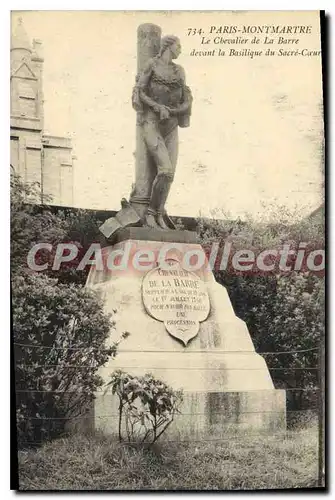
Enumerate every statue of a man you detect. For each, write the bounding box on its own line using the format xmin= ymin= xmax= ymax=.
xmin=132 ymin=35 xmax=192 ymax=230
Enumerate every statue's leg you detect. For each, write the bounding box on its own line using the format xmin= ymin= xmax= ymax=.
xmin=164 ymin=123 xmax=179 ymax=173
xmin=158 ymin=125 xmax=178 ymax=208
xmin=143 ymin=120 xmax=175 ymax=228
xmin=155 ymin=124 xmax=178 ymax=229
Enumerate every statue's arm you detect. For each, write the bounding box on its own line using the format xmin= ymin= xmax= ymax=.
xmin=132 ymin=59 xmax=160 ymax=113
xmin=169 ymin=65 xmax=193 ymax=116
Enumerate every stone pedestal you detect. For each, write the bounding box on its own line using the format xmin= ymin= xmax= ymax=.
xmin=86 ymin=229 xmax=286 ymax=439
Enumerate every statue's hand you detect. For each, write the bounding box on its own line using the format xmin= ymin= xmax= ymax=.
xmin=167 ymin=107 xmax=177 ymax=116
xmin=158 ymin=105 xmax=170 ymax=120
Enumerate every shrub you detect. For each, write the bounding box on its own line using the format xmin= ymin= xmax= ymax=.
xmin=105 ymin=370 xmax=183 ymax=444
xmin=13 ymin=272 xmax=124 ymax=447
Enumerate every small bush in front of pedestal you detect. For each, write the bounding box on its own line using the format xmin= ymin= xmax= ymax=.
xmin=105 ymin=370 xmax=183 ymax=445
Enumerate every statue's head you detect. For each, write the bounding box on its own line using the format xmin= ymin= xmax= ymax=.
xmin=159 ymin=35 xmax=181 ymax=59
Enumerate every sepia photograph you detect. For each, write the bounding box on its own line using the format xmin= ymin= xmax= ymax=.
xmin=10 ymin=9 xmax=325 ymax=491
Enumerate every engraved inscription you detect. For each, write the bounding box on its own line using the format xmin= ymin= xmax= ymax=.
xmin=142 ymin=260 xmax=210 ymax=346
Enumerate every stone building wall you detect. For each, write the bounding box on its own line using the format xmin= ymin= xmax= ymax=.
xmin=10 ymin=18 xmax=75 ymax=206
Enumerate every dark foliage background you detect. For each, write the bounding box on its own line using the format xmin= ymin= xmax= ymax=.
xmin=196 ymin=208 xmax=324 ymax=419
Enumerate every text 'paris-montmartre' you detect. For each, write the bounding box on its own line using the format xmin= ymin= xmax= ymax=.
xmin=187 ymin=25 xmax=320 ymax=58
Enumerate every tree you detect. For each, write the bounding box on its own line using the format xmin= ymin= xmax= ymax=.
xmin=11 ymin=172 xmax=105 ymax=285
xmin=11 ymin=174 xmax=123 ymax=446
xmin=11 ymin=174 xmax=68 ymax=276
xmin=196 ymin=206 xmax=324 ymax=416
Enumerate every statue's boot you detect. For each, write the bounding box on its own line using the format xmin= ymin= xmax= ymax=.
xmin=157 ymin=179 xmax=173 ymax=230
xmin=145 ymin=209 xmax=161 ymax=229
xmin=156 ymin=212 xmax=170 ymax=230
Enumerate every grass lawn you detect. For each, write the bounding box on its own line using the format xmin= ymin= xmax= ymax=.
xmin=17 ymin=425 xmax=319 ymax=490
